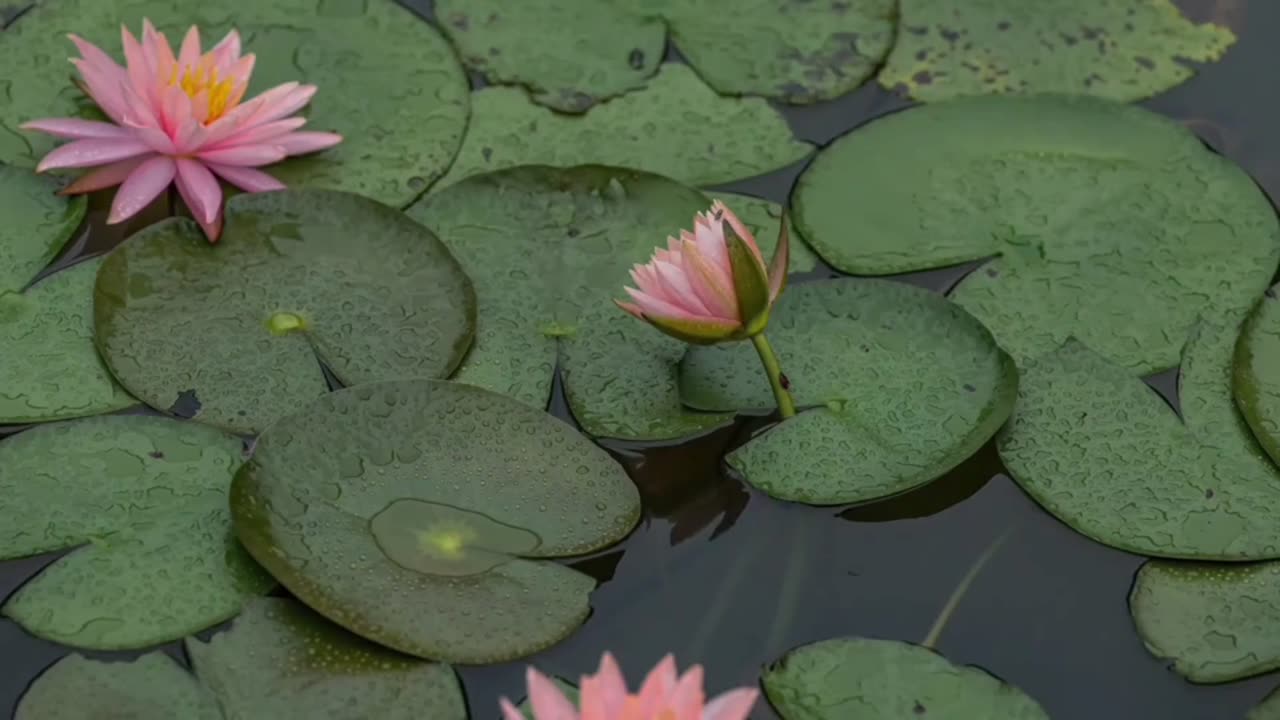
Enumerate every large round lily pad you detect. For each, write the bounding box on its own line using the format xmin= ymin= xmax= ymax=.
xmin=1000 ymin=317 xmax=1280 ymax=560
xmin=410 ymin=165 xmax=737 ymax=440
xmin=0 ymin=0 xmax=469 ymax=206
xmin=1131 ymin=560 xmax=1280 ymax=684
xmin=1234 ymin=285 xmax=1280 ymax=467
xmin=680 ymin=279 xmax=1016 ymax=505
xmin=231 ymin=380 xmax=641 ymax=663
xmin=0 ymin=164 xmax=133 ymax=424
xmin=762 ymin=637 xmax=1049 ymax=719
xmin=94 ymin=189 xmax=475 ymax=434
xmin=15 ymin=597 xmax=466 ymax=720
xmin=430 ymin=64 xmax=813 ymax=192
xmin=879 ymin=0 xmax=1236 ymax=103
xmin=434 ymin=0 xmax=664 ymax=112
xmin=0 ymin=415 xmax=272 ymax=649
xmin=792 ymin=94 xmax=1280 ymax=374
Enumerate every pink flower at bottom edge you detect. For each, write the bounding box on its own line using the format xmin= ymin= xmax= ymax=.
xmin=23 ymin=19 xmax=343 ymax=242
xmin=500 ymin=652 xmax=759 ymax=720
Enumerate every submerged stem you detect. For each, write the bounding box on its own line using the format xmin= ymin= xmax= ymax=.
xmin=921 ymin=528 xmax=1015 ymax=650
xmin=750 ymin=332 xmax=796 ymax=419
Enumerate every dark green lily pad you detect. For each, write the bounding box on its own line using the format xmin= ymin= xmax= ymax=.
xmin=94 ymin=189 xmax=475 ymax=434
xmin=1234 ymin=285 xmax=1280 ymax=467
xmin=431 ymin=64 xmax=813 ymax=192
xmin=15 ymin=598 xmax=466 ymax=720
xmin=1000 ymin=317 xmax=1280 ymax=560
xmin=231 ymin=380 xmax=641 ymax=663
xmin=0 ymin=0 xmax=469 ymax=206
xmin=435 ymin=0 xmax=664 ymax=112
xmin=410 ymin=165 xmax=733 ymax=440
xmin=879 ymin=0 xmax=1236 ymax=103
xmin=0 ymin=165 xmax=133 ymax=424
xmin=680 ymin=279 xmax=1016 ymax=505
xmin=762 ymin=637 xmax=1049 ymax=719
xmin=0 ymin=415 xmax=272 ymax=649
xmin=793 ymin=94 xmax=1279 ymax=374
xmin=1131 ymin=561 xmax=1280 ymax=684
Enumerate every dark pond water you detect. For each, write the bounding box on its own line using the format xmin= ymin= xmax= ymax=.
xmin=2 ymin=0 xmax=1277 ymax=718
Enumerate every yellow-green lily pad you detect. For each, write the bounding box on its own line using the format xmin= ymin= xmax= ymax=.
xmin=94 ymin=189 xmax=476 ymax=434
xmin=879 ymin=0 xmax=1235 ymax=103
xmin=0 ymin=0 xmax=469 ymax=206
xmin=793 ymin=94 xmax=1279 ymax=374
xmin=15 ymin=597 xmax=466 ymax=719
xmin=0 ymin=415 xmax=272 ymax=649
xmin=231 ymin=380 xmax=641 ymax=663
xmin=680 ymin=279 xmax=1016 ymax=505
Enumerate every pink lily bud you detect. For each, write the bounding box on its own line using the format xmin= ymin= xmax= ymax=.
xmin=616 ymin=200 xmax=789 ymax=344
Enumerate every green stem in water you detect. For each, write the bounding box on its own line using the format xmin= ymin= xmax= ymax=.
xmin=921 ymin=527 xmax=1015 ymax=650
xmin=751 ymin=332 xmax=797 ymax=419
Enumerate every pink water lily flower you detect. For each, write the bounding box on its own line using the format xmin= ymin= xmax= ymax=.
xmin=23 ymin=19 xmax=342 ymax=241
xmin=500 ymin=653 xmax=759 ymax=720
xmin=616 ymin=200 xmax=787 ymax=345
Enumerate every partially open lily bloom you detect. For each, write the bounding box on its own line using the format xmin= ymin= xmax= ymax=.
xmin=500 ymin=653 xmax=759 ymax=720
xmin=23 ymin=19 xmax=342 ymax=241
xmin=616 ymin=200 xmax=787 ymax=345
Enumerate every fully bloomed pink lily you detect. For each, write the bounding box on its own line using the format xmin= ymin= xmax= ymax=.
xmin=23 ymin=20 xmax=342 ymax=241
xmin=500 ymin=653 xmax=759 ymax=720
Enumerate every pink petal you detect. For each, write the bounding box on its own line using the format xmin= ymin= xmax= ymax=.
xmin=615 ymin=300 xmax=645 ymax=319
xmin=245 ymin=83 xmax=316 ymax=126
xmin=582 ymin=654 xmax=628 ymax=719
xmin=36 ymin=138 xmax=153 ymax=172
xmin=117 ymin=79 xmax=160 ymax=129
xmin=177 ymin=26 xmax=202 ymax=71
xmin=497 ymin=699 xmax=525 ymax=720
xmin=141 ymin=19 xmax=176 ymax=74
xmin=206 ymin=163 xmax=285 ymax=193
xmin=526 ymin=668 xmax=578 ymax=720
xmin=195 ymin=204 xmax=224 ymax=243
xmin=131 ymin=125 xmax=178 ymax=155
xmin=669 ymin=666 xmax=706 ymax=718
xmin=653 ymin=260 xmax=715 ymax=317
xmin=207 ymin=117 xmax=306 ymax=149
xmin=693 ymin=209 xmax=732 ymax=278
xmin=196 ymin=144 xmax=287 ymax=167
xmin=71 ymin=59 xmax=130 ymax=125
xmin=20 ymin=118 xmax=130 ymax=140
xmin=60 ymin=157 xmax=148 ymax=195
xmin=210 ymin=29 xmax=242 ymax=68
xmin=201 ymin=82 xmax=299 ymax=146
xmin=625 ymin=287 xmax=729 ymax=326
xmin=712 ymin=200 xmax=765 ymax=267
xmin=174 ymin=157 xmax=222 ymax=224
xmin=108 ymin=155 xmax=175 ymax=224
xmin=68 ymin=34 xmax=126 ymax=79
xmin=121 ymin=25 xmax=154 ymax=103
xmin=703 ymin=688 xmax=760 ymax=720
xmin=678 ymin=238 xmax=738 ymax=320
xmin=634 ymin=655 xmax=680 ymax=716
xmin=275 ymin=131 xmax=342 ymax=156
xmin=225 ymin=54 xmax=256 ymax=107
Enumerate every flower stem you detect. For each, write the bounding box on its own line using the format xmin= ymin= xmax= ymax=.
xmin=750 ymin=332 xmax=796 ymax=419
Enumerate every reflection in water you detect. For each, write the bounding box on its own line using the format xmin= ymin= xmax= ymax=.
xmin=839 ymin=441 xmax=1000 ymax=524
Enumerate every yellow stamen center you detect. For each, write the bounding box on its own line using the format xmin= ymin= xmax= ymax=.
xmin=168 ymin=57 xmax=237 ymax=123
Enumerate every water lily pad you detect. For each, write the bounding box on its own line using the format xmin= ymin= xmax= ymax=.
xmin=0 ymin=0 xmax=469 ymax=206
xmin=793 ymin=94 xmax=1280 ymax=373
xmin=1000 ymin=317 xmax=1280 ymax=560
xmin=431 ymin=64 xmax=813 ymax=192
xmin=707 ymin=193 xmax=819 ymax=274
xmin=879 ymin=0 xmax=1236 ymax=103
xmin=409 ymin=165 xmax=732 ymax=440
xmin=231 ymin=380 xmax=641 ymax=663
xmin=1131 ymin=561 xmax=1280 ymax=684
xmin=435 ymin=0 xmax=664 ymax=112
xmin=762 ymin=637 xmax=1049 ymax=719
xmin=680 ymin=279 xmax=1016 ymax=505
xmin=0 ymin=165 xmax=133 ymax=424
xmin=15 ymin=597 xmax=466 ymax=720
xmin=1234 ymin=285 xmax=1280 ymax=467
xmin=0 ymin=415 xmax=272 ymax=649
xmin=94 ymin=189 xmax=475 ymax=434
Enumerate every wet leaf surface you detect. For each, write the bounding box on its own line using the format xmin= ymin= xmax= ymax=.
xmin=1000 ymin=317 xmax=1280 ymax=560
xmin=0 ymin=415 xmax=272 ymax=649
xmin=1131 ymin=561 xmax=1280 ymax=683
xmin=410 ymin=165 xmax=734 ymax=440
xmin=94 ymin=189 xmax=475 ymax=434
xmin=435 ymin=0 xmax=664 ymax=112
xmin=0 ymin=0 xmax=469 ymax=206
xmin=1233 ymin=284 xmax=1280 ymax=467
xmin=880 ymin=0 xmax=1236 ymax=102
xmin=431 ymin=64 xmax=813 ymax=192
xmin=762 ymin=637 xmax=1049 ymax=719
xmin=16 ymin=597 xmax=466 ymax=719
xmin=793 ymin=94 xmax=1279 ymax=373
xmin=681 ymin=279 xmax=1016 ymax=505
xmin=231 ymin=381 xmax=641 ymax=663
xmin=0 ymin=165 xmax=133 ymax=423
